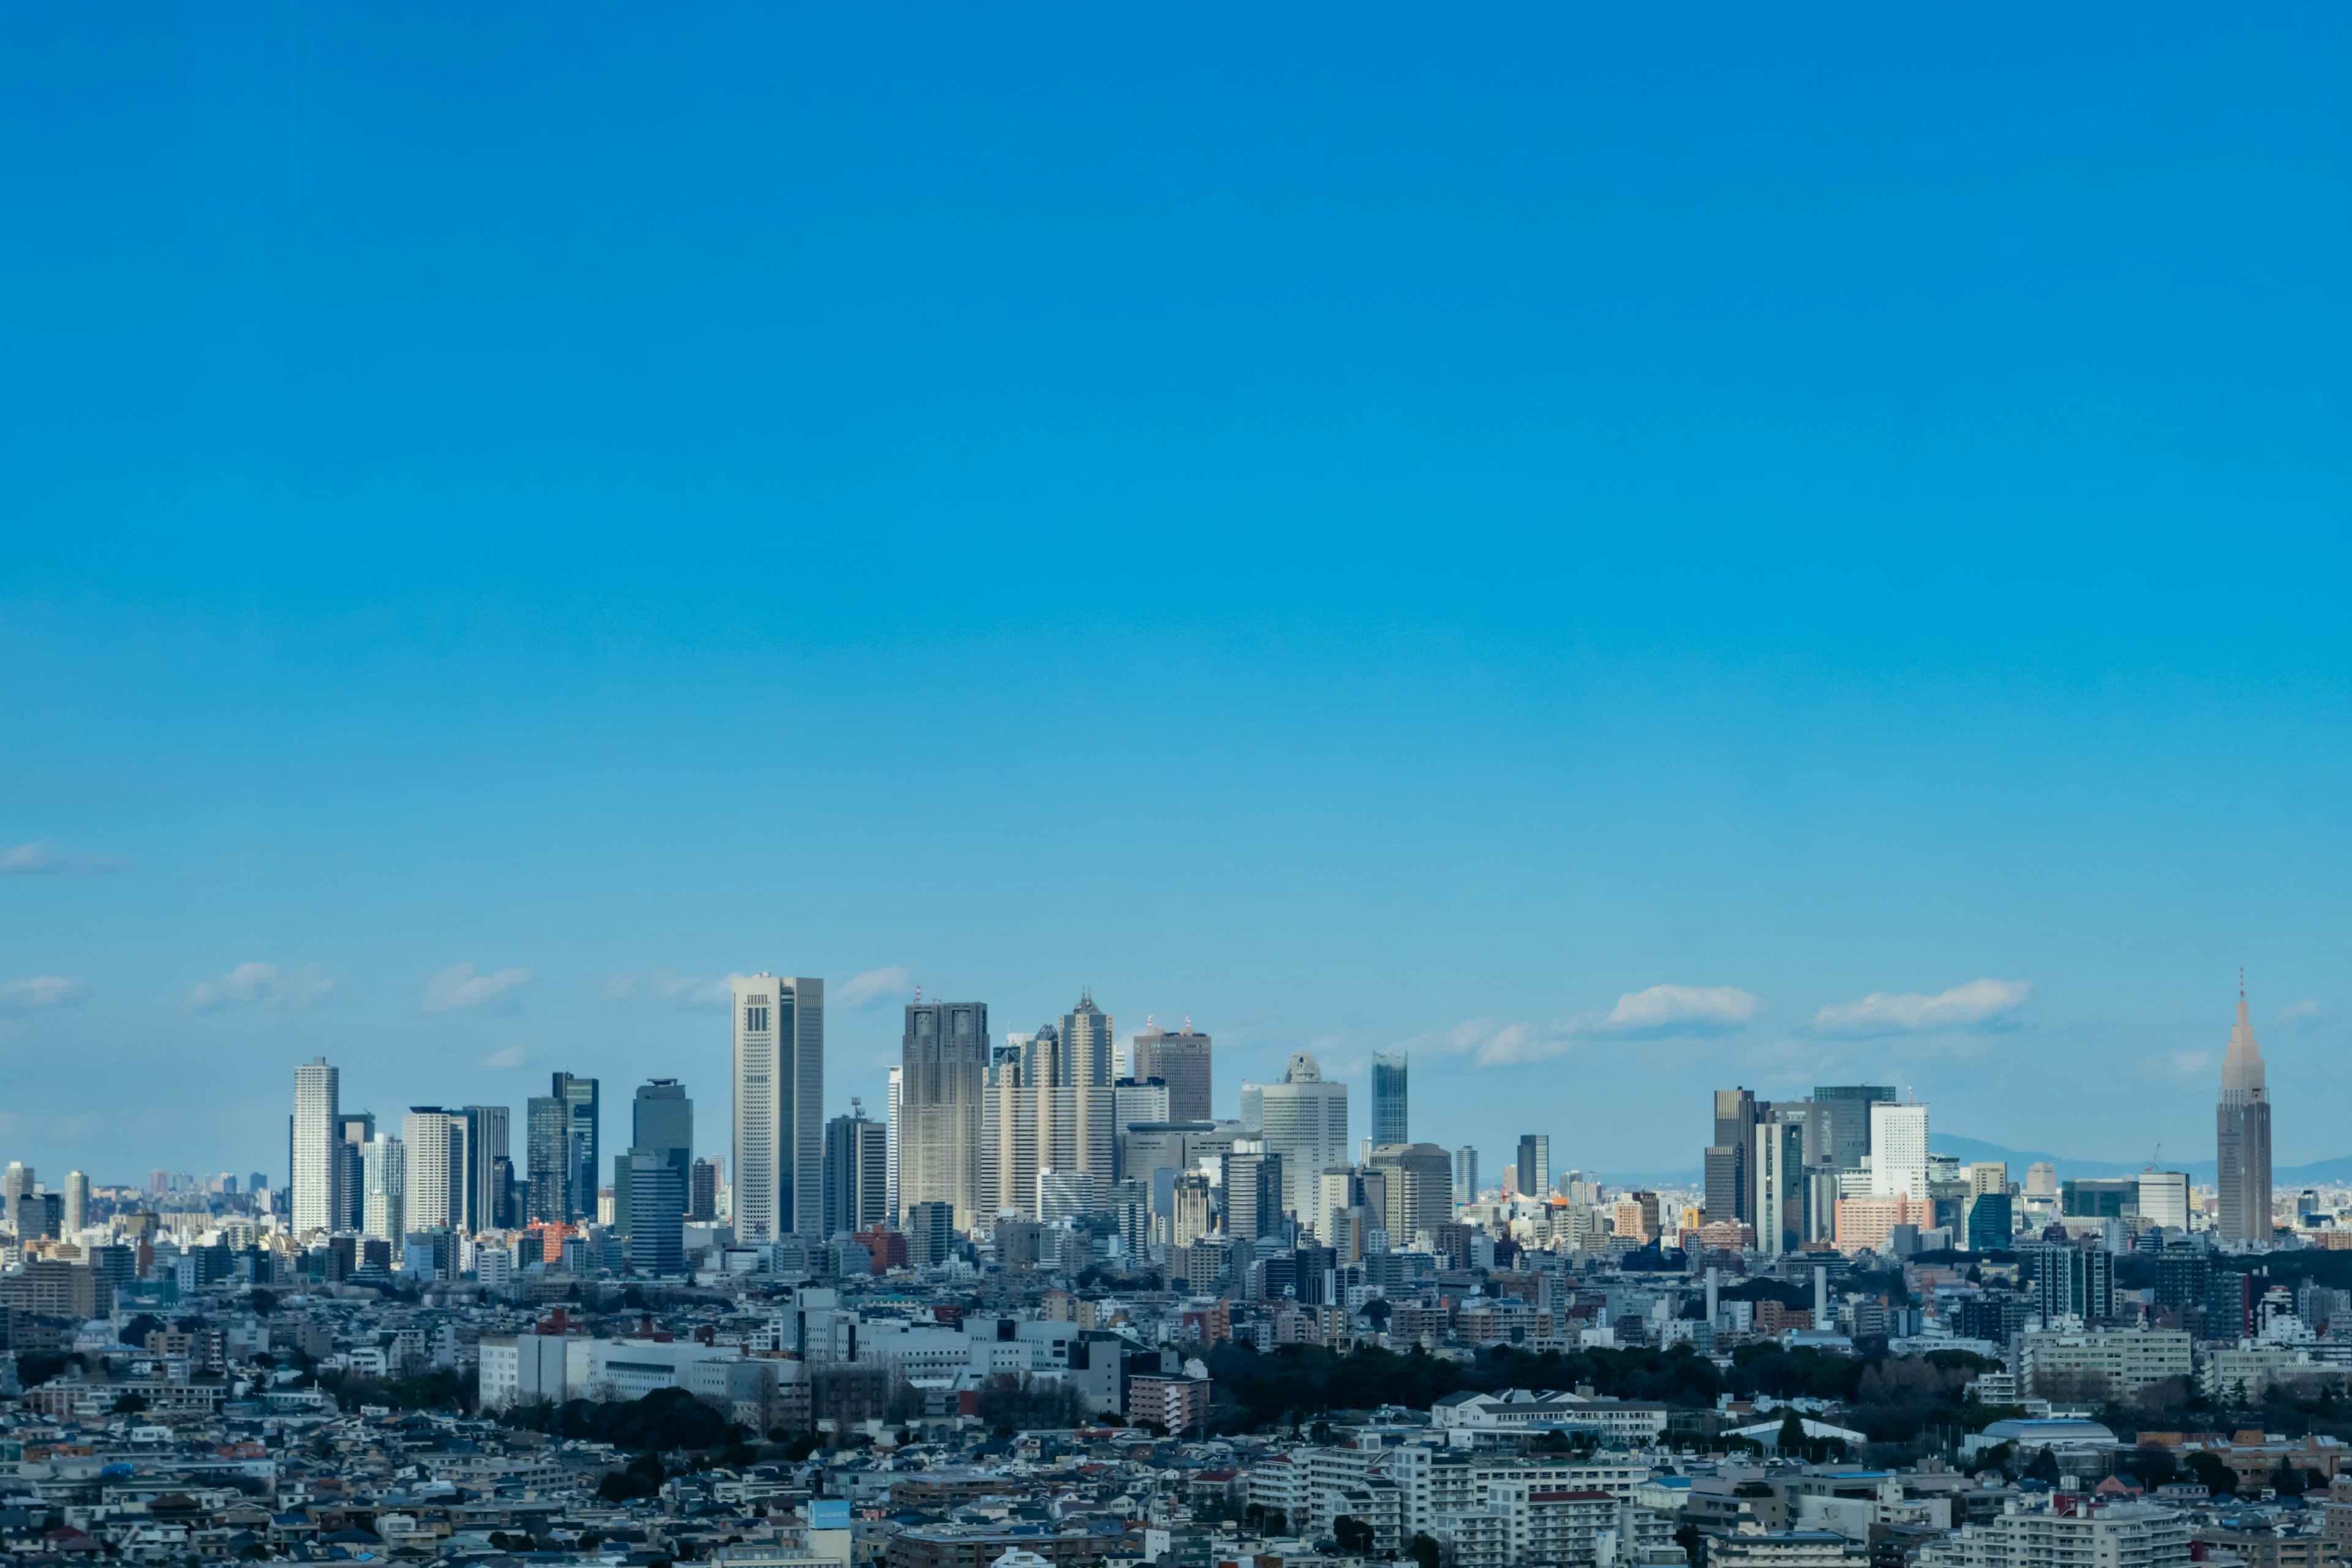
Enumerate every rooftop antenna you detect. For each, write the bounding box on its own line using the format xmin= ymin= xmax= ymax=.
xmin=914 ymin=983 xmax=922 ymax=1005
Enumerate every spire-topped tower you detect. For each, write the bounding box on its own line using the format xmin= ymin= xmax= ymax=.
xmin=2217 ymin=974 xmax=2274 ymax=1247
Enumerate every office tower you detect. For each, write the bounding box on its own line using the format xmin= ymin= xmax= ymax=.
xmin=335 ymin=1112 xmax=375 ymax=1232
xmin=489 ymin=1156 xmax=516 ymax=1227
xmin=1453 ymin=1147 xmax=1478 ymax=1206
xmin=292 ymin=1057 xmax=340 ymax=1235
xmin=902 ymin=999 xmax=989 ymax=1232
xmin=1755 ymin=1108 xmax=1811 ymax=1256
xmin=1172 ymin=1172 xmax=1215 ymax=1246
xmin=822 ymin=1102 xmax=889 ymax=1235
xmin=1371 ymin=1052 xmax=1409 ymax=1148
xmin=1370 ymin=1142 xmax=1453 ymax=1248
xmin=905 ymin=1200 xmax=954 ymax=1268
xmin=1967 ymin=1161 xmax=2010 ymax=1199
xmin=1966 ymin=1190 xmax=2013 ymax=1253
xmin=460 ymin=1106 xmax=509 ymax=1234
xmin=2026 ymin=1161 xmax=2057 ymax=1199
xmin=614 ymin=1078 xmax=693 ymax=1238
xmin=732 ymin=974 xmax=825 ymax=1240
xmin=983 ymin=997 xmax=1115 ymax=1221
xmin=2217 ymin=980 xmax=2274 ymax=1246
xmin=1 ymin=1164 xmax=32 ymax=1237
xmin=549 ymin=1072 xmax=600 ymax=1223
xmin=62 ymin=1171 xmax=88 ymax=1235
xmin=525 ymin=1095 xmax=568 ymax=1223
xmin=627 ymin=1152 xmax=685 ymax=1275
xmin=2139 ymin=1170 xmax=2191 ymax=1231
xmin=688 ymin=1157 xmax=721 ymax=1223
xmin=1130 ymin=1019 xmax=1213 ymax=1122
xmin=249 ymin=1171 xmax=268 ymax=1197
xmin=1247 ymin=1053 xmax=1349 ymax=1224
xmin=884 ymin=1064 xmax=903 ymax=1225
xmin=1811 ymin=1085 xmax=1896 ymax=1172
xmin=1515 ymin=1134 xmax=1551 ymax=1203
xmin=1868 ymin=1102 xmax=1930 ymax=1199
xmin=1110 ymin=1078 xmax=1172 ymax=1182
xmin=363 ymin=1136 xmax=406 ymax=1243
xmin=1221 ymin=1143 xmax=1284 ymax=1243
xmin=401 ymin=1108 xmax=469 ymax=1231
xmin=1704 ymin=1088 xmax=1758 ymax=1223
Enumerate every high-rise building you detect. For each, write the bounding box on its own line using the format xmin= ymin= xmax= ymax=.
xmin=1221 ymin=1143 xmax=1284 ymax=1243
xmin=822 ymin=1102 xmax=889 ymax=1236
xmin=688 ymin=1156 xmax=721 ymax=1223
xmin=1 ymin=1164 xmax=33 ymax=1238
xmin=1453 ymin=1147 xmax=1478 ymax=1206
xmin=627 ymin=1152 xmax=686 ymax=1276
xmin=526 ymin=1095 xmax=568 ymax=1223
xmin=1110 ymin=1078 xmax=1172 ymax=1180
xmin=62 ymin=1170 xmax=88 ymax=1235
xmin=1868 ymin=1102 xmax=1930 ymax=1200
xmin=335 ymin=1112 xmax=375 ymax=1233
xmin=732 ymin=974 xmax=825 ymax=1240
xmin=363 ymin=1135 xmax=406 ymax=1243
xmin=1811 ymin=1085 xmax=1896 ymax=1172
xmin=2026 ymin=1161 xmax=2058 ymax=1199
xmin=1704 ymin=1088 xmax=1758 ymax=1224
xmin=983 ymin=996 xmax=1115 ymax=1221
xmin=1251 ymin=1053 xmax=1349 ymax=1225
xmin=901 ymin=1000 xmax=988 ymax=1232
xmin=884 ymin=1063 xmax=903 ymax=1225
xmin=292 ymin=1058 xmax=340 ymax=1236
xmin=614 ymin=1079 xmax=693 ymax=1238
xmin=1755 ymin=1107 xmax=1811 ymax=1256
xmin=401 ymin=1108 xmax=469 ymax=1232
xmin=905 ymin=1200 xmax=954 ymax=1268
xmin=1370 ymin=1142 xmax=1453 ymax=1247
xmin=2139 ymin=1170 xmax=2191 ymax=1231
xmin=1371 ymin=1052 xmax=1409 ymax=1148
xmin=1515 ymin=1134 xmax=1550 ymax=1203
xmin=2217 ymin=980 xmax=2274 ymax=1246
xmin=1129 ymin=1018 xmax=1212 ymax=1123
xmin=461 ymin=1106 xmax=508 ymax=1234
xmin=550 ymin=1073 xmax=600 ymax=1224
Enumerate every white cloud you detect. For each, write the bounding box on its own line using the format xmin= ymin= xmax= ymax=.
xmin=2162 ymin=1050 xmax=2214 ymax=1079
xmin=2282 ymin=999 xmax=2320 ymax=1021
xmin=0 ymin=840 xmax=124 ymax=875
xmin=480 ymin=1044 xmax=527 ymax=1070
xmin=601 ymin=970 xmax=736 ymax=1010
xmin=185 ymin=962 xmax=336 ymax=1013
xmin=0 ymin=976 xmax=89 ymax=1015
xmin=1813 ymin=978 xmax=2032 ymax=1036
xmin=837 ymin=965 xmax=913 ymax=1009
xmin=1599 ymin=984 xmax=1758 ymax=1032
xmin=420 ymin=962 xmax=533 ymax=1013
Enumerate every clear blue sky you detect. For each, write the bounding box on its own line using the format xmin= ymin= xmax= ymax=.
xmin=2 ymin=6 xmax=2346 ymax=1188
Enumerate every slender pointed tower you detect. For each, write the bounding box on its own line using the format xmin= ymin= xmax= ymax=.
xmin=2215 ymin=973 xmax=2273 ymax=1246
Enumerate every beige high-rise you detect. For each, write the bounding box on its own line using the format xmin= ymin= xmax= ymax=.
xmin=981 ymin=993 xmax=1114 ymax=1219
xmin=2216 ymin=980 xmax=2273 ymax=1246
xmin=900 ymin=1000 xmax=989 ymax=1232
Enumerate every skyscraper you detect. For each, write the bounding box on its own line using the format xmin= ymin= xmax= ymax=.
xmin=401 ymin=1108 xmax=469 ymax=1231
xmin=902 ymin=999 xmax=988 ymax=1231
xmin=732 ymin=973 xmax=825 ymax=1240
xmin=525 ymin=1095 xmax=568 ymax=1223
xmin=1370 ymin=1141 xmax=1454 ymax=1247
xmin=1704 ymin=1088 xmax=1757 ymax=1224
xmin=1812 ymin=1085 xmax=1896 ymax=1171
xmin=982 ymin=997 xmax=1114 ymax=1220
xmin=62 ymin=1170 xmax=88 ymax=1235
xmin=461 ymin=1106 xmax=508 ymax=1234
xmin=884 ymin=1063 xmax=903 ymax=1225
xmin=2217 ymin=979 xmax=2274 ymax=1246
xmin=552 ymin=1073 xmax=600 ymax=1223
xmin=363 ymin=1135 xmax=406 ymax=1243
xmin=689 ymin=1157 xmax=721 ymax=1223
xmin=822 ymin=1102 xmax=889 ymax=1236
xmin=1515 ymin=1133 xmax=1550 ymax=1202
xmin=336 ymin=1112 xmax=375 ymax=1233
xmin=613 ymin=1079 xmax=692 ymax=1238
xmin=1371 ymin=1052 xmax=1409 ymax=1148
xmin=292 ymin=1057 xmax=339 ymax=1236
xmin=1251 ymin=1053 xmax=1349 ymax=1224
xmin=1130 ymin=1019 xmax=1213 ymax=1122
xmin=1453 ymin=1147 xmax=1478 ymax=1206
xmin=1868 ymin=1101 xmax=1930 ymax=1200
xmin=627 ymin=1152 xmax=686 ymax=1275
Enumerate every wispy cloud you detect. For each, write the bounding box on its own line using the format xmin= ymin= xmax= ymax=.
xmin=838 ymin=965 xmax=913 ymax=1009
xmin=2159 ymin=1049 xmax=2214 ymax=1079
xmin=185 ymin=962 xmax=336 ymax=1013
xmin=601 ymin=970 xmax=736 ymax=1011
xmin=480 ymin=1044 xmax=527 ymax=1070
xmin=2282 ymin=998 xmax=2320 ymax=1021
xmin=1 ymin=840 xmax=124 ymax=875
xmin=1813 ymin=978 xmax=2031 ymax=1036
xmin=1411 ymin=982 xmax=1761 ymax=1067
xmin=420 ymin=962 xmax=533 ymax=1013
xmin=0 ymin=976 xmax=89 ymax=1015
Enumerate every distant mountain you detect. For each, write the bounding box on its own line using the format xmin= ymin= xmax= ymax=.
xmin=1934 ymin=1133 xmax=2352 ymax=1188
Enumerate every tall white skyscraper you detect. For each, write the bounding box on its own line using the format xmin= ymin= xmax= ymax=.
xmin=401 ymin=1109 xmax=468 ymax=1232
xmin=731 ymin=974 xmax=825 ymax=1240
xmin=62 ymin=1170 xmax=88 ymax=1236
xmin=1868 ymin=1101 xmax=1930 ymax=1200
xmin=885 ymin=1064 xmax=903 ymax=1226
xmin=2217 ymin=978 xmax=2273 ymax=1246
xmin=1251 ymin=1052 xmax=1349 ymax=1225
xmin=903 ymin=1000 xmax=989 ymax=1230
xmin=363 ymin=1136 xmax=407 ymax=1243
xmin=982 ymin=997 xmax=1114 ymax=1221
xmin=292 ymin=1057 xmax=340 ymax=1236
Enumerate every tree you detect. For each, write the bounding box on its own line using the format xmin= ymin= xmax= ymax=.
xmin=2185 ymin=1450 xmax=2236 ymax=1497
xmin=1333 ymin=1517 xmax=1374 ymax=1555
xmin=2271 ymin=1458 xmax=2307 ymax=1498
xmin=1410 ymin=1532 xmax=1442 ymax=1568
xmin=2024 ymin=1447 xmax=2061 ymax=1485
xmin=111 ymin=1392 xmax=149 ymax=1415
xmin=1777 ymin=1411 xmax=1806 ymax=1454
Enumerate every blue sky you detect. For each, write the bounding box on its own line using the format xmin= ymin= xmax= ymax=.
xmin=2 ymin=6 xmax=2346 ymax=1188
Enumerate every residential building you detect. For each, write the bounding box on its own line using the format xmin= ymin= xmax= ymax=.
xmin=885 ymin=1063 xmax=903 ymax=1224
xmin=401 ymin=1108 xmax=469 ymax=1232
xmin=1455 ymin=1146 xmax=1479 ymax=1207
xmin=2018 ymin=1328 xmax=2193 ymax=1401
xmin=733 ymin=973 xmax=826 ymax=1240
xmin=1918 ymin=1496 xmax=2189 ymax=1568
xmin=823 ymin=1104 xmax=889 ymax=1235
xmin=292 ymin=1056 xmax=339 ymax=1236
xmin=689 ymin=1156 xmax=721 ymax=1223
xmin=362 ymin=1134 xmax=405 ymax=1243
